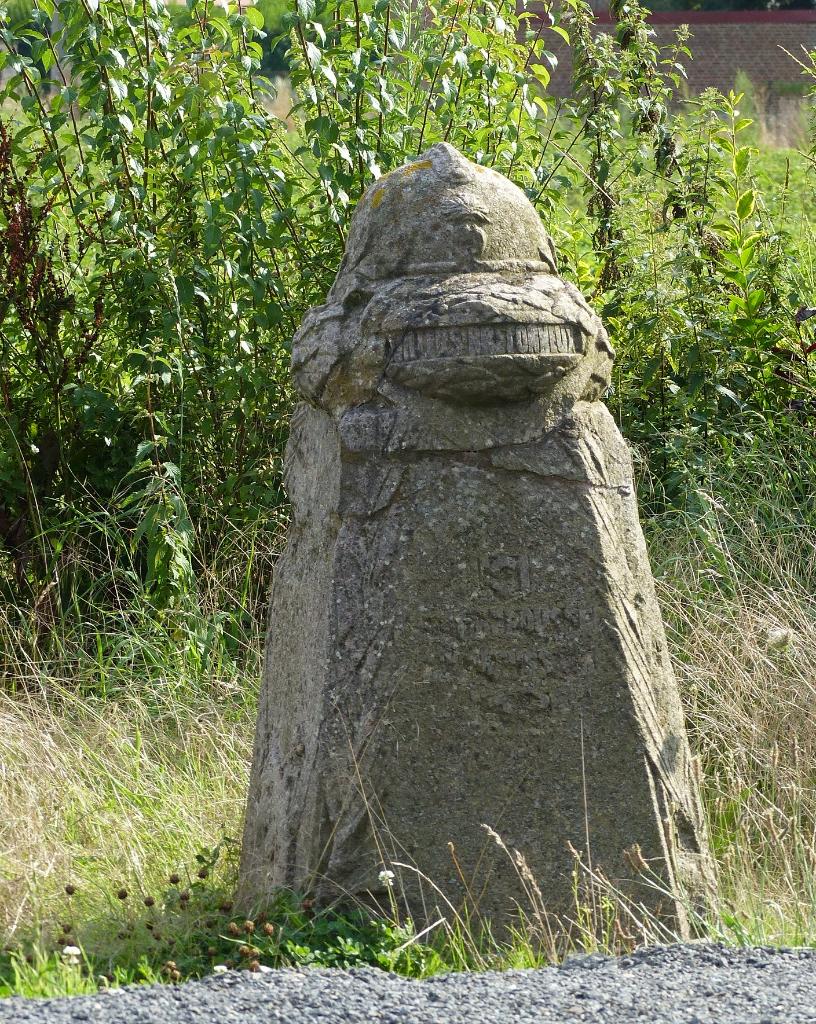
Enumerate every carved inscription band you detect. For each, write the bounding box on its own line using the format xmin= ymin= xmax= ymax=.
xmin=379 ymin=323 xmax=581 ymax=363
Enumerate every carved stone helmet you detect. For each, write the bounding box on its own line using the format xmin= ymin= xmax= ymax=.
xmin=294 ymin=143 xmax=613 ymax=407
xmin=328 ymin=141 xmax=557 ymax=291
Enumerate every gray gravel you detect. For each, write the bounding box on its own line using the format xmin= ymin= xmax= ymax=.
xmin=2 ymin=944 xmax=816 ymax=1023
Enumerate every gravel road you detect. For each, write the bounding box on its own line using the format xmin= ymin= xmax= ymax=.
xmin=2 ymin=944 xmax=815 ymax=1023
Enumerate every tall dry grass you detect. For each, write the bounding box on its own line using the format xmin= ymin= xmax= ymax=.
xmin=0 ymin=516 xmax=281 ymax=951
xmin=0 ymin=679 xmax=253 ymax=941
xmin=648 ymin=450 xmax=816 ymax=945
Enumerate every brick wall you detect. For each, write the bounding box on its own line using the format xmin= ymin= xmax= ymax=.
xmin=548 ymin=11 xmax=816 ymax=95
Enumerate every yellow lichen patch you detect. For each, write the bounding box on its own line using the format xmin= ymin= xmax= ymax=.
xmin=402 ymin=159 xmax=433 ymax=176
xmin=372 ymin=188 xmax=386 ymax=209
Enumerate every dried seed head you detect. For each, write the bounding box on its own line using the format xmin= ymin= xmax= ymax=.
xmin=170 ymin=969 xmax=181 ymax=983
xmin=207 ymin=947 xmax=218 ymax=957
xmin=480 ymin=825 xmax=504 ymax=848
xmin=117 ymin=888 xmax=128 ymax=901
xmin=249 ymin=960 xmax=260 ymax=973
xmin=197 ymin=867 xmax=209 ymax=879
xmin=219 ymin=902 xmax=233 ymax=914
xmin=179 ymin=890 xmax=190 ymax=903
xmin=238 ymin=945 xmax=253 ymax=958
xmin=614 ymin=918 xmax=636 ymax=946
xmin=169 ymin=874 xmax=180 ymax=886
xmin=227 ymin=922 xmax=241 ymax=936
xmin=243 ymin=920 xmax=255 ymax=935
xmin=624 ymin=843 xmax=649 ymax=874
xmin=144 ymin=896 xmax=155 ymax=908
xmin=262 ymin=922 xmax=275 ymax=937
xmin=65 ymin=884 xmax=77 ymax=896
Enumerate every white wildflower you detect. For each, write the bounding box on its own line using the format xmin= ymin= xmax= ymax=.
xmin=378 ymin=869 xmax=395 ymax=887
xmin=212 ymin=964 xmax=229 ymax=974
xmin=61 ymin=945 xmax=82 ymax=966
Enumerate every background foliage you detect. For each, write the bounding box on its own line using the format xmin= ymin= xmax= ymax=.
xmin=1 ymin=0 xmax=814 ymax=616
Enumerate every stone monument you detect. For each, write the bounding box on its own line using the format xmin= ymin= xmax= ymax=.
xmin=239 ymin=143 xmax=714 ymax=936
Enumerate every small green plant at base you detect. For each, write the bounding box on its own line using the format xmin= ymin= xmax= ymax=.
xmin=0 ymin=848 xmax=449 ymax=994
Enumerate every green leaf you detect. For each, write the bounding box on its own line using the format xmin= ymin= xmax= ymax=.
xmin=529 ymin=63 xmax=550 ymax=88
xmin=746 ymin=288 xmax=766 ymax=315
xmin=333 ymin=141 xmax=352 ymax=166
xmin=244 ymin=5 xmax=264 ymax=29
xmin=154 ymin=80 xmax=171 ymax=104
xmin=736 ymin=190 xmax=755 ymax=221
xmin=318 ymin=63 xmax=337 ymax=87
xmin=715 ymin=384 xmax=742 ymax=406
xmin=109 ymin=78 xmax=128 ymax=101
xmin=176 ymin=276 xmax=195 ymax=306
xmin=305 ymin=40 xmax=321 ymax=68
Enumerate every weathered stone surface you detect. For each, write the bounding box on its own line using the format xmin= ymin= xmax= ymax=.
xmin=238 ymin=143 xmax=714 ymax=936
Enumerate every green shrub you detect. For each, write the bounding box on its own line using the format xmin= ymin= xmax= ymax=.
xmin=0 ymin=0 xmax=814 ymax=606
